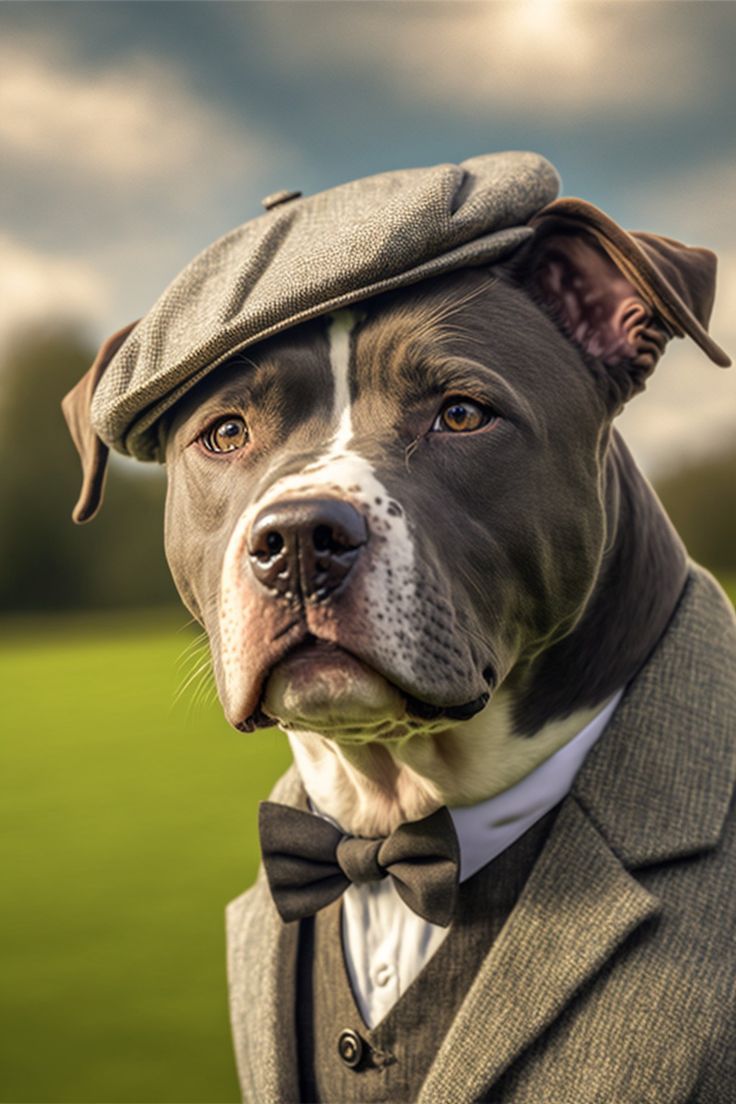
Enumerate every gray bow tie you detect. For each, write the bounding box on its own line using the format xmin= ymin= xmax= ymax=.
xmin=258 ymin=801 xmax=460 ymax=927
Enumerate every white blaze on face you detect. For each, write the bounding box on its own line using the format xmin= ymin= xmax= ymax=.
xmin=327 ymin=310 xmax=354 ymax=450
xmin=219 ymin=309 xmax=421 ymax=719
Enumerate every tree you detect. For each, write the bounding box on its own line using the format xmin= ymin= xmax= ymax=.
xmin=655 ymin=448 xmax=736 ymax=577
xmin=0 ymin=323 xmax=177 ymax=612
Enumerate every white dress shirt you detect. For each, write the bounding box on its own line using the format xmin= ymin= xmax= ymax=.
xmin=314 ymin=691 xmax=623 ymax=1028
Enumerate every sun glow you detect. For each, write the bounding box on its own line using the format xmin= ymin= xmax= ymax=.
xmin=517 ymin=0 xmax=564 ymax=35
xmin=502 ymin=0 xmax=589 ymax=60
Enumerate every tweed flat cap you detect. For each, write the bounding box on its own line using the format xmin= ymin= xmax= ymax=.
xmin=90 ymin=151 xmax=561 ymax=460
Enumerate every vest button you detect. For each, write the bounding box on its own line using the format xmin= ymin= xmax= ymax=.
xmin=337 ymin=1028 xmax=364 ymax=1069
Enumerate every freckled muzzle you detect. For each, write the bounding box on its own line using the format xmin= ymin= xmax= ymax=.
xmin=219 ymin=466 xmax=493 ymax=734
xmin=240 ymin=485 xmax=494 ymax=732
xmin=248 ymin=497 xmax=368 ymax=602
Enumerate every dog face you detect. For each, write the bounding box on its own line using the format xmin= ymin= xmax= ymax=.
xmin=64 ymin=204 xmax=726 ymax=833
xmin=162 ymin=267 xmax=610 ymax=743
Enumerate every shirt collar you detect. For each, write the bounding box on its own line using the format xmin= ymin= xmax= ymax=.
xmin=451 ymin=691 xmax=623 ymax=881
xmin=309 ymin=690 xmax=623 ymax=882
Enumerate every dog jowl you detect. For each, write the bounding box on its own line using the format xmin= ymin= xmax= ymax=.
xmin=63 ymin=209 xmax=728 ymax=839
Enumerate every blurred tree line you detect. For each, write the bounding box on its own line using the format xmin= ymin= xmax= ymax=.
xmin=0 ymin=323 xmax=733 ymax=615
xmin=656 ymin=447 xmax=736 ymax=577
xmin=0 ymin=324 xmax=177 ymax=612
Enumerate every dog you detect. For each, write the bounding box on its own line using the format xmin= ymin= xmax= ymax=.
xmin=63 ymin=154 xmax=735 ymax=1102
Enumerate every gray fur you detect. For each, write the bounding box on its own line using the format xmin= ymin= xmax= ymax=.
xmin=162 ymin=268 xmax=687 ymax=737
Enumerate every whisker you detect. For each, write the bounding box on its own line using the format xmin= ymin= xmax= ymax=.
xmin=177 ymin=615 xmax=200 ymax=633
xmin=174 ymin=656 xmax=214 ymax=706
xmin=177 ymin=633 xmax=210 ymax=666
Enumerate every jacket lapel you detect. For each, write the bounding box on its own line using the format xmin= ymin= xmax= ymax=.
xmin=419 ymin=566 xmax=736 ymax=1103
xmin=418 ymin=796 xmax=659 ymax=1103
xmin=572 ymin=566 xmax=736 ymax=868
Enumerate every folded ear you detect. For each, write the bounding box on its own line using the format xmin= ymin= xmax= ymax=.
xmin=61 ymin=321 xmax=138 ymax=523
xmin=520 ymin=197 xmax=730 ymax=404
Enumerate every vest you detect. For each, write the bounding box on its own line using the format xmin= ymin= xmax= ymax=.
xmin=297 ymin=808 xmax=558 ymax=1103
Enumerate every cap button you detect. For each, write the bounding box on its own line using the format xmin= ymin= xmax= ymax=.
xmin=261 ymin=189 xmax=302 ymax=211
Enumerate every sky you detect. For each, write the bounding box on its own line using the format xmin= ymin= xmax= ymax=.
xmin=1 ymin=0 xmax=735 ymax=476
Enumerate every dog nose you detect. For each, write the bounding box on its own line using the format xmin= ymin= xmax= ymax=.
xmin=248 ymin=497 xmax=368 ymax=601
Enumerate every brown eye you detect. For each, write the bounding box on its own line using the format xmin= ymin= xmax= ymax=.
xmin=432 ymin=399 xmax=494 ymax=434
xmin=200 ymin=416 xmax=248 ymax=453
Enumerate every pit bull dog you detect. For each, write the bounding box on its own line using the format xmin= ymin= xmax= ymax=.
xmin=63 ymin=154 xmax=736 ymax=1102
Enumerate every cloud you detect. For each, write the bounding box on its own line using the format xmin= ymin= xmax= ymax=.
xmin=0 ymin=35 xmax=285 ymax=199
xmin=625 ymin=156 xmax=736 ymax=249
xmin=0 ymin=29 xmax=294 ymax=350
xmin=0 ymin=235 xmax=110 ymax=350
xmin=256 ymin=1 xmax=714 ymax=121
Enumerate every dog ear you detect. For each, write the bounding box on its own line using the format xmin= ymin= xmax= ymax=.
xmin=521 ymin=198 xmax=730 ymax=403
xmin=61 ymin=321 xmax=138 ymax=524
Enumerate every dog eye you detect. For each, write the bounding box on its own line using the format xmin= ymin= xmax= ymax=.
xmin=200 ymin=416 xmax=249 ymax=453
xmin=432 ymin=399 xmax=496 ymax=434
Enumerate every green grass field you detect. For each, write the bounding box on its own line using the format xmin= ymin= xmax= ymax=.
xmin=1 ymin=611 xmax=291 ymax=1103
xmin=3 ymin=576 xmax=734 ymax=1103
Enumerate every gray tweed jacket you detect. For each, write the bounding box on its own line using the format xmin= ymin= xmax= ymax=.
xmin=226 ymin=565 xmax=736 ymax=1103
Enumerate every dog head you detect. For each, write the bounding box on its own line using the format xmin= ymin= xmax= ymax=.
xmin=161 ymin=271 xmax=607 ymax=732
xmin=63 ymin=194 xmax=729 ymax=830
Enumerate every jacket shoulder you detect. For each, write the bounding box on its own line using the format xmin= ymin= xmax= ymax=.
xmin=685 ymin=561 xmax=736 ymax=641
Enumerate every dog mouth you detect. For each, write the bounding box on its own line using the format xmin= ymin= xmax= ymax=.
xmin=236 ymin=635 xmax=491 ymax=736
